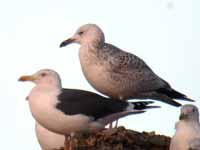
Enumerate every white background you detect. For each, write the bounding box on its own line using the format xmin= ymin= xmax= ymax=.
xmin=0 ymin=0 xmax=199 ymax=149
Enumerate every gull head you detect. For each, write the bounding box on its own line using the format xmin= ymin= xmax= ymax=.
xmin=18 ymin=69 xmax=62 ymax=88
xmin=179 ymin=104 xmax=199 ymax=122
xmin=60 ymin=24 xmax=105 ymax=48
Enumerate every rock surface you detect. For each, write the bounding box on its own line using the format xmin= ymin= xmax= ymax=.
xmin=58 ymin=126 xmax=171 ymax=150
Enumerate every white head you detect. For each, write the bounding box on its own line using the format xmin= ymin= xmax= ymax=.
xmin=18 ymin=69 xmax=62 ymax=88
xmin=179 ymin=104 xmax=199 ymax=122
xmin=60 ymin=24 xmax=105 ymax=48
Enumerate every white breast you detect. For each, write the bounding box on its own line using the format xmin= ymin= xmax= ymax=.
xmin=28 ymin=86 xmax=92 ymax=135
xmin=170 ymin=121 xmax=200 ymax=150
xmin=79 ymin=47 xmax=122 ymax=98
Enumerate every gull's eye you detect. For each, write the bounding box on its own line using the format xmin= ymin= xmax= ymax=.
xmin=192 ymin=108 xmax=195 ymax=112
xmin=41 ymin=73 xmax=47 ymax=77
xmin=78 ymin=31 xmax=84 ymax=35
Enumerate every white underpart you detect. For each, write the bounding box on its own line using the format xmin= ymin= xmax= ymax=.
xmin=170 ymin=105 xmax=200 ymax=150
xmin=79 ymin=46 xmax=116 ymax=97
xmin=35 ymin=122 xmax=64 ymax=150
xmin=170 ymin=121 xmax=200 ymax=150
xmin=98 ymin=110 xmax=144 ymax=125
xmin=189 ymin=138 xmax=200 ymax=149
xmin=28 ymin=85 xmax=103 ymax=135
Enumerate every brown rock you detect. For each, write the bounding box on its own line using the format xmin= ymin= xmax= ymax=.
xmin=59 ymin=126 xmax=171 ymax=150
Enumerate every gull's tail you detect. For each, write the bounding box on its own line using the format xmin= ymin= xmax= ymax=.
xmin=156 ymin=88 xmax=195 ymax=102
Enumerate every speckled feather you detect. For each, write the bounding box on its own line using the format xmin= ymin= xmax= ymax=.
xmin=97 ymin=43 xmax=166 ymax=93
xmin=60 ymin=23 xmax=194 ymax=107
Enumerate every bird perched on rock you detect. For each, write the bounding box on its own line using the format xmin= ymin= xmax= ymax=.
xmin=35 ymin=122 xmax=64 ymax=150
xmin=170 ymin=104 xmax=200 ymax=150
xmin=18 ymin=69 xmax=159 ymax=149
xmin=60 ymin=24 xmax=194 ymax=107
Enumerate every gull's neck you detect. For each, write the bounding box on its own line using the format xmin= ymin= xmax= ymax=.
xmin=81 ymin=35 xmax=105 ymax=50
xmin=35 ymin=83 xmax=62 ymax=92
xmin=180 ymin=119 xmax=200 ymax=126
xmin=80 ymin=42 xmax=105 ymax=58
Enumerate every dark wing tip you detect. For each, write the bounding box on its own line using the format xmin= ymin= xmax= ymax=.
xmin=145 ymin=105 xmax=161 ymax=109
xmin=183 ymin=96 xmax=195 ymax=102
xmin=131 ymin=101 xmax=160 ymax=110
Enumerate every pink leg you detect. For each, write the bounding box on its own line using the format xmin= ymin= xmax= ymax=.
xmin=109 ymin=122 xmax=113 ymax=129
xmin=114 ymin=120 xmax=119 ymax=128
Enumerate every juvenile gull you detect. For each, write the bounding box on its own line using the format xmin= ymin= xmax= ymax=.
xmin=60 ymin=23 xmax=194 ymax=107
xmin=35 ymin=122 xmax=64 ymax=150
xmin=18 ymin=69 xmax=159 ymax=149
xmin=170 ymin=104 xmax=200 ymax=150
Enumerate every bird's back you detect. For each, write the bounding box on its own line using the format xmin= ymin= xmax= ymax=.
xmin=56 ymin=88 xmax=129 ymax=120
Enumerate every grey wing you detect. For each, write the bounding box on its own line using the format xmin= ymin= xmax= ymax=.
xmin=102 ymin=43 xmax=168 ymax=93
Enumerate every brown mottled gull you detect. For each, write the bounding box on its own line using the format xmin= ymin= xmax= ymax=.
xmin=60 ymin=24 xmax=194 ymax=107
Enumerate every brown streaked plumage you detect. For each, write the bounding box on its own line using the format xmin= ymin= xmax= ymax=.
xmin=60 ymin=23 xmax=194 ymax=107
